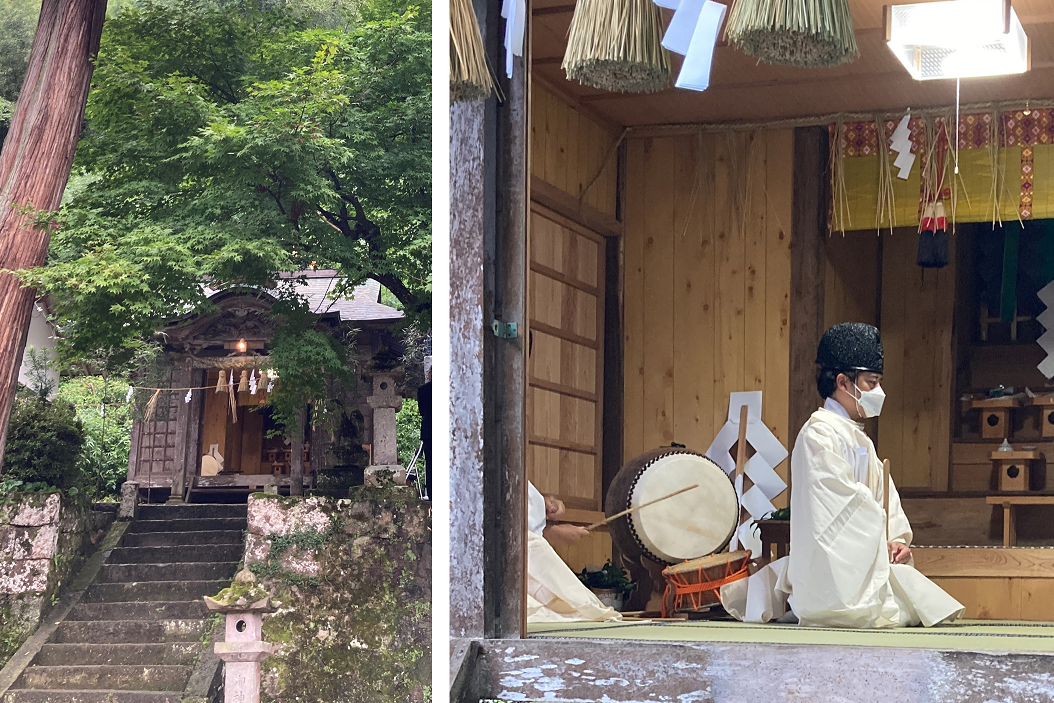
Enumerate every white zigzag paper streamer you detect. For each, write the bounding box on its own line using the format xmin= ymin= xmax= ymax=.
xmin=1038 ymin=281 xmax=1054 ymax=378
xmin=705 ymin=391 xmax=788 ymax=555
xmin=890 ymin=113 xmax=915 ymax=180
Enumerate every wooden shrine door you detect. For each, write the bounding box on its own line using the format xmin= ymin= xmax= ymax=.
xmin=527 ymin=203 xmax=607 ymax=520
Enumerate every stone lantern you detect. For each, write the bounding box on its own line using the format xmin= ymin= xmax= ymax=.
xmin=205 ymin=570 xmax=276 ymax=703
xmin=365 ymin=366 xmax=406 ymax=485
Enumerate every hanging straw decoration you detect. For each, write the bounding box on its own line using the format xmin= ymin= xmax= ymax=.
xmin=228 ymin=371 xmax=238 ymax=422
xmin=215 ymin=372 xmax=226 ymax=394
xmin=238 ymin=370 xmax=250 ymax=393
xmin=451 ymin=0 xmax=494 ymax=102
xmin=724 ymin=0 xmax=859 ymax=68
xmin=144 ymin=390 xmax=162 ymax=421
xmin=875 ymin=115 xmax=897 ymax=234
xmin=562 ymin=0 xmax=671 ymax=93
xmin=830 ymin=116 xmax=852 ymax=233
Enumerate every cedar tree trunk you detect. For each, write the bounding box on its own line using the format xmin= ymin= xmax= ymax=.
xmin=0 ymin=0 xmax=107 ymax=466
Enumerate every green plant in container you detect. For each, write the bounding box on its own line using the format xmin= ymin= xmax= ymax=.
xmin=577 ymin=560 xmax=636 ymax=611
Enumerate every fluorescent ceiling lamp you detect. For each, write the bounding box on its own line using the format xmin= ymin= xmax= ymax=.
xmin=884 ymin=0 xmax=1029 ymax=80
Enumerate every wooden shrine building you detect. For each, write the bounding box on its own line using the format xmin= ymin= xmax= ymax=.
xmin=127 ymin=271 xmax=403 ymax=499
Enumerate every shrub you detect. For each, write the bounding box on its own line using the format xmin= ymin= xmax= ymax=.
xmin=57 ymin=376 xmax=132 ymax=500
xmin=2 ymin=395 xmax=85 ymax=491
xmin=397 ymin=398 xmax=424 ymax=473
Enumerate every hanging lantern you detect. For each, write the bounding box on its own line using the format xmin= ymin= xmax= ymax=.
xmin=724 ymin=0 xmax=859 ymax=68
xmin=563 ymin=0 xmax=671 ymax=93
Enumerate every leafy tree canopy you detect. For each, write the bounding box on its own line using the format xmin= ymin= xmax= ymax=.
xmin=17 ymin=0 xmax=431 ymax=374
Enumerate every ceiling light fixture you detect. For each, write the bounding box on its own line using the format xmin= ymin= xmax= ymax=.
xmin=884 ymin=0 xmax=1029 ymax=81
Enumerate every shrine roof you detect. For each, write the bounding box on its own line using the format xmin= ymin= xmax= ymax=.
xmin=203 ymin=271 xmax=403 ymax=324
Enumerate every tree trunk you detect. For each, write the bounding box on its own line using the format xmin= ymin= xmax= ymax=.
xmin=288 ymin=407 xmax=306 ymax=496
xmin=0 ymin=0 xmax=107 ymax=466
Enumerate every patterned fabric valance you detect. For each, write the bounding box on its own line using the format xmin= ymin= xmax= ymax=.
xmin=830 ymin=109 xmax=1054 ymax=232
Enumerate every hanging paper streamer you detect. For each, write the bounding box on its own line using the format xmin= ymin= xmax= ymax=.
xmin=99 ymin=404 xmax=105 ymax=418
xmin=890 ymin=113 xmax=915 ymax=180
xmin=704 ymin=391 xmax=788 ymax=554
xmin=126 ymin=386 xmax=134 ymax=403
xmin=673 ymin=1 xmax=726 ymax=92
xmin=501 ymin=0 xmax=526 ymax=78
xmin=185 ymin=389 xmax=193 ymax=404
xmin=249 ymin=369 xmax=258 ymax=395
xmin=1038 ymin=281 xmax=1054 ymax=378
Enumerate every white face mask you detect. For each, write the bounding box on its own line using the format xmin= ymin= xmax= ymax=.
xmin=853 ymin=382 xmax=886 ymax=418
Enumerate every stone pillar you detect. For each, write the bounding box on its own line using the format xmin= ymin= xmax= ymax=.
xmin=365 ymin=368 xmax=405 ymax=485
xmin=118 ymin=482 xmax=139 ymax=521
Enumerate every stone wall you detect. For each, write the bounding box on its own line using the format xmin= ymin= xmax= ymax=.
xmin=242 ymin=488 xmax=431 ymax=702
xmin=0 ymin=493 xmax=114 ymax=664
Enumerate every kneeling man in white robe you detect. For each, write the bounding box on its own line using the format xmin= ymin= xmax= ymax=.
xmin=526 ymin=482 xmax=622 ymax=624
xmin=723 ymin=323 xmax=964 ymax=628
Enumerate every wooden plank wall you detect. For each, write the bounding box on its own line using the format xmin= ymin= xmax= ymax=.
xmin=528 ymin=83 xmax=621 ymax=571
xmin=530 ymin=83 xmax=619 ymax=219
xmin=878 ymin=231 xmax=956 ymax=490
xmin=622 ymin=130 xmax=795 ymax=507
xmin=824 ymin=231 xmax=880 ymax=329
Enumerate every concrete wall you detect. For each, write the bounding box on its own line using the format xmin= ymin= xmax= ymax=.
xmin=242 ymin=489 xmax=431 ymax=702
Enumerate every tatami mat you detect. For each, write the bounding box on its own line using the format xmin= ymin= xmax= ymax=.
xmin=527 ymin=619 xmax=1054 ymax=653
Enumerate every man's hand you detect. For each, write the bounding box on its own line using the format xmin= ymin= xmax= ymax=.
xmin=888 ymin=541 xmax=911 ymax=565
xmin=544 ymin=523 xmax=589 ymax=545
xmin=544 ymin=496 xmax=566 ymax=519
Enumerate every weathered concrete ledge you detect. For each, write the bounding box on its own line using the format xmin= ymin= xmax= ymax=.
xmin=464 ymin=638 xmax=1054 ymax=703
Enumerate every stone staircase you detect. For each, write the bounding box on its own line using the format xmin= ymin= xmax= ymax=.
xmin=3 ymin=503 xmax=247 ymax=703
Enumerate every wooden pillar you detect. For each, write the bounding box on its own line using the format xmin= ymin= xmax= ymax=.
xmin=481 ymin=0 xmax=529 ymax=639
xmin=0 ymin=0 xmax=108 ymax=465
xmin=169 ymin=367 xmax=194 ymax=503
xmin=289 ymin=407 xmax=306 ymax=496
xmin=788 ymin=126 xmax=829 ymax=452
xmin=450 ymin=94 xmax=487 ymax=641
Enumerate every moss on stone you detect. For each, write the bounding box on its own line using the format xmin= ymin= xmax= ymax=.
xmin=251 ymin=495 xmax=431 ymax=703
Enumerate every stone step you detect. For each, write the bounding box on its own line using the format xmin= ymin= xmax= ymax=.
xmin=83 ymin=580 xmax=229 ymax=604
xmin=127 ymin=517 xmax=246 ymax=534
xmin=138 ymin=504 xmax=247 ymax=520
xmin=67 ymin=601 xmax=209 ymax=621
xmin=34 ymin=643 xmax=199 ymax=667
xmin=50 ymin=620 xmax=209 ymax=644
xmin=99 ymin=561 xmax=239 ymax=583
xmin=107 ymin=544 xmax=243 ymax=564
xmin=3 ymin=690 xmax=184 ymax=703
xmin=121 ymin=530 xmax=244 ymax=548
xmin=14 ymin=665 xmax=191 ymax=692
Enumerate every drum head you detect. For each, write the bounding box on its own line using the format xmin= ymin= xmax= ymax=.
xmin=628 ymin=452 xmax=738 ymax=564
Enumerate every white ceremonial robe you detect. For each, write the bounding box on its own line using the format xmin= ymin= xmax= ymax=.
xmin=722 ymin=401 xmax=964 ymax=628
xmin=526 ymin=482 xmax=622 ymax=624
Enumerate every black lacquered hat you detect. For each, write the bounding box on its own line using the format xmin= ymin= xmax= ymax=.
xmin=815 ymin=322 xmax=884 ymax=374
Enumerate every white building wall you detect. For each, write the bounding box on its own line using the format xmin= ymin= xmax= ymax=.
xmin=17 ymin=304 xmax=59 ymax=396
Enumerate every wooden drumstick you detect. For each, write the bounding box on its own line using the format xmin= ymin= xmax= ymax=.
xmin=882 ymin=458 xmax=891 ymax=545
xmin=734 ymin=404 xmax=749 ymax=528
xmin=584 ymin=484 xmax=700 ymax=530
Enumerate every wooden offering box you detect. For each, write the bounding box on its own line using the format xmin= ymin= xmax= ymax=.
xmin=1028 ymin=395 xmax=1054 ymax=438
xmin=991 ymin=449 xmax=1042 ymax=493
xmin=971 ymin=397 xmax=1023 ymax=440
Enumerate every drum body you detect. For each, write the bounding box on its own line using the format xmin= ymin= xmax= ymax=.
xmin=605 ymin=447 xmax=739 ymax=566
xmin=662 ymin=550 xmax=752 ymax=615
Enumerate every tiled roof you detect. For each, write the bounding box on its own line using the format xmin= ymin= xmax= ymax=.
xmin=205 ymin=271 xmax=403 ymax=323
